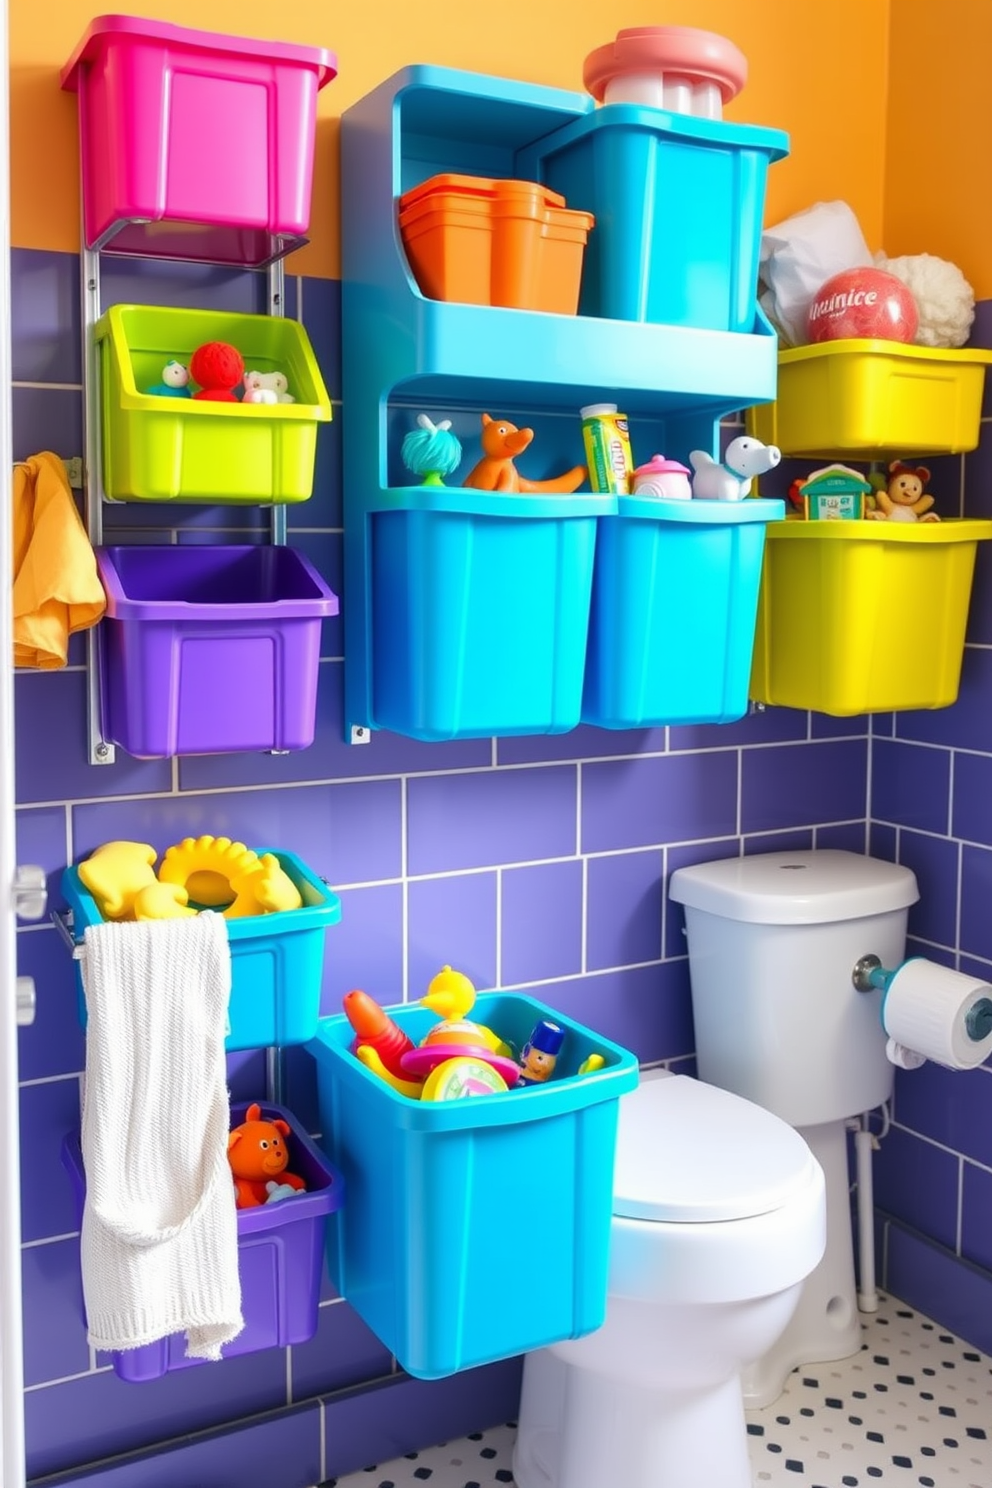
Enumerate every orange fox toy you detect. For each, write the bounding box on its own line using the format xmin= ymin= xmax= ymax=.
xmin=227 ymin=1103 xmax=307 ymax=1209
xmin=463 ymin=413 xmax=587 ymax=494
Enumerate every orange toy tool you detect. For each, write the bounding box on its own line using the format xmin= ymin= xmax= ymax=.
xmin=342 ymin=989 xmax=416 ymax=1080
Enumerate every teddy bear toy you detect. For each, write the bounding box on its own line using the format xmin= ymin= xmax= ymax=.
xmin=243 ymin=369 xmax=294 ymax=404
xmin=190 ymin=341 xmax=245 ymax=402
xmin=227 ymin=1103 xmax=307 ymax=1208
xmin=869 ymin=460 xmax=940 ymax=523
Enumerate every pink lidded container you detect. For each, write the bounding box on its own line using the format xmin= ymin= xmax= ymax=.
xmin=583 ymin=26 xmax=747 ymax=120
xmin=632 ymin=455 xmax=693 ymax=499
xmin=61 ymin=15 xmax=337 ymax=266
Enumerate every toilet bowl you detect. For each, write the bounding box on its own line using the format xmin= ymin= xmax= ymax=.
xmin=669 ymin=849 xmax=919 ymax=1406
xmin=513 ymin=1071 xmax=826 ymax=1488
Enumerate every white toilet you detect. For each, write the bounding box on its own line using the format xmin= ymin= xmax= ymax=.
xmin=669 ymin=849 xmax=919 ymax=1407
xmin=513 ymin=1070 xmax=826 ymax=1488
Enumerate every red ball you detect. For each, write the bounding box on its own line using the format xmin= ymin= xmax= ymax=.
xmin=189 ymin=340 xmax=245 ymax=393
xmin=806 ymin=268 xmax=918 ymax=344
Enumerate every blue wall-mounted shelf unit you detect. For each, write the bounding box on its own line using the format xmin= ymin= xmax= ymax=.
xmin=341 ymin=65 xmax=788 ymax=743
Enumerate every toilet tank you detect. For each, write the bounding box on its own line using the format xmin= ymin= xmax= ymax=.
xmin=668 ymin=851 xmax=919 ymax=1128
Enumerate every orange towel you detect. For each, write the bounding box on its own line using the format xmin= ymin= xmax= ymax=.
xmin=12 ymin=452 xmax=106 ymax=669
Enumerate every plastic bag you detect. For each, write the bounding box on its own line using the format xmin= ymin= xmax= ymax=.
xmin=759 ymin=201 xmax=873 ymax=346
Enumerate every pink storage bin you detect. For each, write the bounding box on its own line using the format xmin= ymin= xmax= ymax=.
xmin=61 ymin=16 xmax=337 ymax=267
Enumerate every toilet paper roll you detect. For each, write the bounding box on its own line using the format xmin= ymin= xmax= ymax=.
xmin=881 ymin=959 xmax=992 ymax=1070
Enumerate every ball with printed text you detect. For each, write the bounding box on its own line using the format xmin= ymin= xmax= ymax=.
xmin=806 ymin=267 xmax=919 ymax=344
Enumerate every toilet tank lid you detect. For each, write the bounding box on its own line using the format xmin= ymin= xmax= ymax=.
xmin=668 ymin=850 xmax=918 ymax=924
xmin=613 ymin=1074 xmax=820 ymax=1223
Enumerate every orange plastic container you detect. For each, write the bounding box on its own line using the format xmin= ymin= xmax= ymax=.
xmin=399 ymin=173 xmax=594 ymax=313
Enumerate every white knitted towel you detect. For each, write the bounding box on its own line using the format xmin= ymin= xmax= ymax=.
xmin=79 ymin=910 xmax=243 ymax=1361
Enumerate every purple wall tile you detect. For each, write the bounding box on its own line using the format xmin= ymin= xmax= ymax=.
xmin=961 ymin=1161 xmax=992 ymax=1271
xmin=72 ymin=786 xmax=333 ymax=874
xmin=952 ymin=751 xmax=992 ymax=845
xmin=22 ymin=1236 xmax=91 ymax=1387
xmin=24 ymin=1341 xmax=293 ymax=1480
xmin=743 ymin=829 xmax=812 ymax=856
xmin=290 ymin=1298 xmax=392 ymax=1401
xmin=45 ymin=1402 xmax=323 ymax=1488
xmin=321 ymin=883 xmax=404 ymax=1010
xmin=20 ymin=1075 xmax=82 ymax=1243
xmin=408 ymin=767 xmax=577 ymax=875
xmin=895 ymin=645 xmax=992 ymax=751
xmin=587 ymin=850 xmax=663 ymax=971
xmin=408 ymin=872 xmax=498 ymax=995
xmin=815 ymin=821 xmax=868 ymax=853
xmin=892 ymin=1062 xmax=992 ymax=1169
xmin=741 ymin=738 xmax=867 ymax=834
xmin=811 ymin=711 xmax=870 ymax=738
xmin=16 ymin=803 xmax=69 ymax=912
xmin=873 ymin=1126 xmax=959 ymax=1249
xmin=99 ymin=256 xmax=266 ymax=314
xmin=179 ymin=664 xmax=491 ymax=790
xmin=895 ymin=830 xmax=958 ymax=947
xmin=501 ymin=859 xmax=583 ymax=985
xmin=884 ymin=1221 xmax=992 ymax=1358
xmin=16 ymin=927 xmax=86 ymax=1081
xmin=670 ymin=705 xmax=808 ymax=751
xmin=582 ymin=750 xmax=738 ymax=854
xmin=872 ymin=738 xmax=950 ymax=834
xmin=664 ymin=838 xmax=739 ymax=958
xmin=300 ymin=273 xmax=341 ymax=402
xmin=537 ymin=962 xmax=694 ymax=1064
xmin=12 ymin=247 xmax=81 ymax=383
xmin=13 ymin=384 xmax=82 ymax=462
xmin=15 ymin=670 xmax=172 ymax=804
xmin=498 ymin=723 xmax=666 ymax=766
xmin=960 ymin=844 xmax=992 ymax=963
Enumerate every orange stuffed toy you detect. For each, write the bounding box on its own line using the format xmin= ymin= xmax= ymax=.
xmin=227 ymin=1103 xmax=307 ymax=1209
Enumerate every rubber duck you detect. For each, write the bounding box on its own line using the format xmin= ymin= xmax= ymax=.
xmin=419 ymin=966 xmax=512 ymax=1056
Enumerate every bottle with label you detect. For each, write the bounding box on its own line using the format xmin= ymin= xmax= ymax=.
xmin=580 ymin=402 xmax=634 ymax=494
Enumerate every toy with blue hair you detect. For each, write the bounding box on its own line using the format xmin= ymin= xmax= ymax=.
xmin=401 ymin=414 xmax=463 ymax=486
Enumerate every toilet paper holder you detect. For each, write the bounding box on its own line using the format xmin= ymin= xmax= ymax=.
xmin=853 ymin=953 xmax=992 ymax=1069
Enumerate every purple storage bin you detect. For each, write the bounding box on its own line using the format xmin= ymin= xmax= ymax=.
xmin=96 ymin=545 xmax=338 ymax=757
xmin=62 ymin=1101 xmax=344 ymax=1381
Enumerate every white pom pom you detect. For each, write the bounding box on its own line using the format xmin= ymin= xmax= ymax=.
xmin=875 ymin=252 xmax=975 ymax=349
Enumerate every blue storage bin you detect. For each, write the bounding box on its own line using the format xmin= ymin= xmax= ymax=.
xmin=307 ymin=991 xmax=639 ymax=1379
xmin=582 ymin=496 xmax=785 ymax=728
xmin=61 ymin=849 xmax=340 ymax=1050
xmin=517 ymin=105 xmax=789 ymax=332
xmin=371 ymin=489 xmax=613 ymax=740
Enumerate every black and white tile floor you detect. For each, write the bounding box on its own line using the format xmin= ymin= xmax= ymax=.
xmin=323 ymin=1295 xmax=992 ymax=1488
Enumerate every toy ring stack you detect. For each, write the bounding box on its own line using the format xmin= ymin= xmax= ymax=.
xmin=400 ymin=1044 xmax=520 ymax=1086
xmin=158 ymin=835 xmax=302 ymax=919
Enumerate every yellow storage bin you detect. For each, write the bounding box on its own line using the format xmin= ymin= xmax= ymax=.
xmin=747 ymin=340 xmax=992 ymax=458
xmin=749 ymin=519 xmax=992 ymax=716
xmin=96 ymin=305 xmax=332 ymax=503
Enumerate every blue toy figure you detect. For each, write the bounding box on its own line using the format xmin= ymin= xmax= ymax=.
xmin=146 ymin=360 xmax=192 ymax=398
xmin=401 ymin=413 xmax=462 ymax=486
xmin=518 ymin=1018 xmax=565 ymax=1085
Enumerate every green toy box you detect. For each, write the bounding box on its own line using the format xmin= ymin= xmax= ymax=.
xmin=95 ymin=304 xmax=332 ymax=503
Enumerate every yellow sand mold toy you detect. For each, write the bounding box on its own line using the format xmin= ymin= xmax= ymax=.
xmin=78 ymin=835 xmax=303 ymax=922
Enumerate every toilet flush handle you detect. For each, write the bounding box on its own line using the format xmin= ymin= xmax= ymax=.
xmin=852 ymin=953 xmax=890 ymax=994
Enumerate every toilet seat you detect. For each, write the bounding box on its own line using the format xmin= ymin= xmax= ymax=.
xmin=614 ymin=1072 xmax=818 ymax=1222
xmin=608 ymin=1075 xmax=826 ymax=1304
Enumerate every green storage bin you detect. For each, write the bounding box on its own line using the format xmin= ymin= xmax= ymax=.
xmin=95 ymin=305 xmax=332 ymax=503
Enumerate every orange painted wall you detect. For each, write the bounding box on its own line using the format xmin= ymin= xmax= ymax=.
xmin=884 ymin=0 xmax=992 ymax=298
xmin=11 ymin=0 xmax=891 ymax=279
